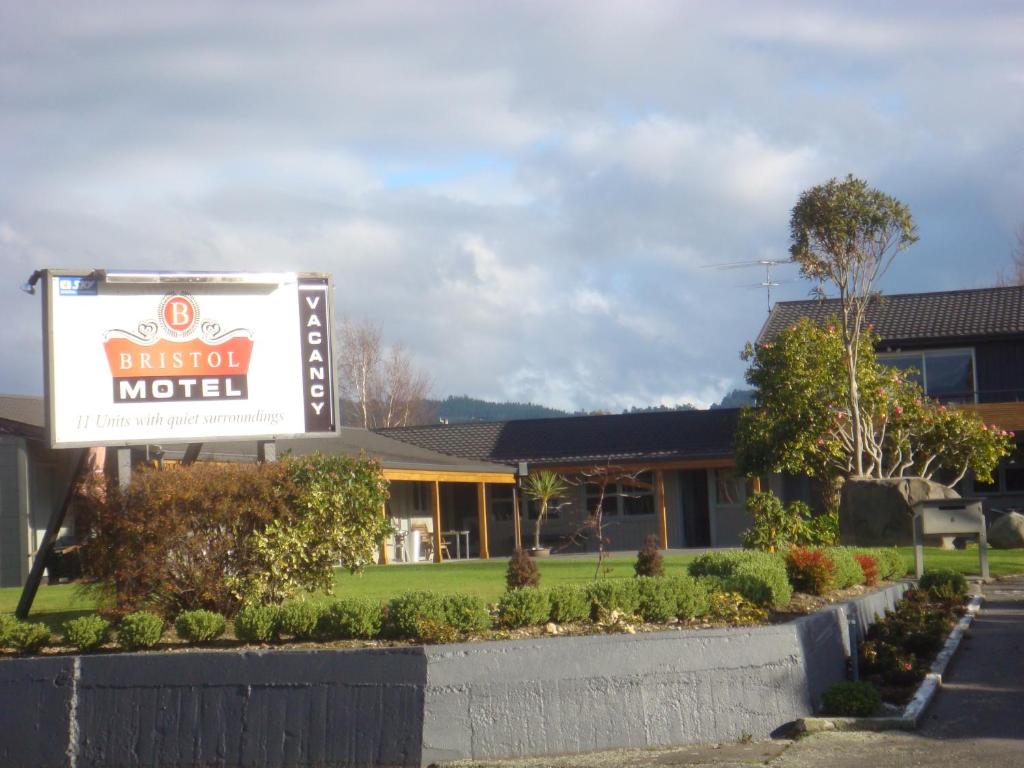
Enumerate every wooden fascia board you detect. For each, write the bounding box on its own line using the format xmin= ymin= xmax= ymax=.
xmin=382 ymin=468 xmax=516 ymax=484
xmin=529 ymin=457 xmax=735 ymax=474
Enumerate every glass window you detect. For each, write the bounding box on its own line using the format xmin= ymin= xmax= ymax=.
xmin=713 ymin=469 xmax=746 ymax=506
xmin=924 ymin=352 xmax=974 ymax=403
xmin=1002 ymin=443 xmax=1024 ymax=493
xmin=878 ymin=353 xmax=923 ymax=386
xmin=585 ymin=482 xmax=618 ymax=516
xmin=490 ymin=485 xmax=515 ymax=521
xmin=527 ymin=496 xmax=564 ymax=520
xmin=621 ymin=473 xmax=655 ymax=516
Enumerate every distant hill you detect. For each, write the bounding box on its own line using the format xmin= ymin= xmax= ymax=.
xmin=431 ymin=395 xmax=570 ymax=423
xmin=710 ymin=388 xmax=755 ymax=409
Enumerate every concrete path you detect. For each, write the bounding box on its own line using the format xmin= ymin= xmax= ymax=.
xmin=450 ymin=576 xmax=1024 ymax=768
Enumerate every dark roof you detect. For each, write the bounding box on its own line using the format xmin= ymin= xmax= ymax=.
xmin=758 ymin=285 xmax=1024 ymax=345
xmin=0 ymin=395 xmax=44 ymax=439
xmin=0 ymin=394 xmax=512 ymax=475
xmin=379 ymin=408 xmax=739 ymax=466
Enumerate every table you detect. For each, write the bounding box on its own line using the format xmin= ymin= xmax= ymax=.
xmin=442 ymin=530 xmax=471 ymax=559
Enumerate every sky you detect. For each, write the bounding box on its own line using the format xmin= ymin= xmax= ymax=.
xmin=3 ymin=1 xmax=1024 ymax=412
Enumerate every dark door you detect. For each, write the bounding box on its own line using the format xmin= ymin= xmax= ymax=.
xmin=681 ymin=470 xmax=712 ymax=547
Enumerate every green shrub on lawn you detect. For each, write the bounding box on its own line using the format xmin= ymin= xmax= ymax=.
xmin=826 ymin=547 xmax=867 ymax=588
xmin=174 ymin=610 xmax=227 ymax=643
xmin=277 ymin=601 xmax=323 ymax=640
xmin=689 ymin=550 xmax=792 ymax=608
xmin=0 ymin=614 xmax=18 ymax=647
xmin=546 ymin=585 xmax=591 ymax=624
xmin=919 ymin=569 xmax=968 ymax=600
xmin=497 ymin=588 xmax=550 ymax=628
xmin=821 ymin=681 xmax=881 ymax=717
xmin=319 ymin=598 xmax=384 ymax=640
xmin=387 ymin=591 xmax=453 ymax=642
xmin=666 ymin=574 xmax=712 ymax=620
xmin=442 ymin=593 xmax=491 ymax=634
xmin=585 ymin=579 xmax=640 ymax=621
xmin=636 ymin=576 xmax=677 ymax=623
xmin=234 ymin=604 xmax=280 ymax=643
xmin=117 ymin=611 xmax=164 ymax=651
xmin=62 ymin=615 xmax=111 ymax=651
xmin=10 ymin=621 xmax=51 ymax=654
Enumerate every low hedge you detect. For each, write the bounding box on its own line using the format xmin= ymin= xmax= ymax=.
xmin=689 ymin=550 xmax=792 ymax=609
xmin=825 ymin=547 xmax=866 ymax=589
xmin=175 ymin=610 xmax=227 ymax=643
xmin=497 ymin=588 xmax=550 ymax=628
xmin=319 ymin=598 xmax=384 ymax=640
xmin=234 ymin=604 xmax=280 ymax=643
xmin=547 ymin=585 xmax=591 ymax=623
xmin=62 ymin=615 xmax=112 ymax=651
xmin=585 ymin=579 xmax=640 ymax=620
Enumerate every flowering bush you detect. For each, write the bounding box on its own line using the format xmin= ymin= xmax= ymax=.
xmin=785 ymin=547 xmax=836 ymax=595
xmin=855 ymin=554 xmax=879 ymax=586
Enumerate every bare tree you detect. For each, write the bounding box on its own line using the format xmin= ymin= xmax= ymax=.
xmin=997 ymin=226 xmax=1024 ymax=286
xmin=564 ymin=464 xmax=648 ymax=578
xmin=336 ymin=319 xmax=433 ymax=428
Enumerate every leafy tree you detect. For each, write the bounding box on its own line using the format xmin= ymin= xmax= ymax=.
xmin=736 ymin=319 xmax=1013 ymax=491
xmin=789 ymin=175 xmax=919 ymax=475
xmin=522 ymin=470 xmax=568 ymax=551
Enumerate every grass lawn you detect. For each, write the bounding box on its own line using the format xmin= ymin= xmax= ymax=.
xmin=3 ymin=546 xmax=1022 ymax=630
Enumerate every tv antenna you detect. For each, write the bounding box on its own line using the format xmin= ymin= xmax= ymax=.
xmin=701 ymin=258 xmax=795 ymax=313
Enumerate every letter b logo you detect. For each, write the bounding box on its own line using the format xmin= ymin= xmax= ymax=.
xmin=160 ymin=294 xmax=198 ymax=335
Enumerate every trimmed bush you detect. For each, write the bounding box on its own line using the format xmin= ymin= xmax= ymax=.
xmin=319 ymin=598 xmax=383 ymax=640
xmin=919 ymin=569 xmax=968 ymax=600
xmin=174 ymin=610 xmax=227 ymax=643
xmin=387 ymin=591 xmax=450 ymax=642
xmin=234 ymin=604 xmax=280 ymax=643
xmin=547 ymin=585 xmax=591 ymax=624
xmin=442 ymin=593 xmax=491 ymax=634
xmin=667 ymin=574 xmax=712 ymax=620
xmin=634 ymin=535 xmax=665 ymax=577
xmin=822 ymin=681 xmax=881 ymax=717
xmin=117 ymin=611 xmax=164 ymax=651
xmin=707 ymin=591 xmax=768 ymax=625
xmin=585 ymin=579 xmax=640 ymax=621
xmin=689 ymin=550 xmax=792 ymax=608
xmin=10 ymin=622 xmax=51 ymax=654
xmin=497 ymin=588 xmax=550 ymax=628
xmin=854 ymin=554 xmax=879 ymax=587
xmin=0 ymin=614 xmax=18 ymax=647
xmin=506 ymin=549 xmax=540 ymax=589
xmin=825 ymin=547 xmax=866 ymax=589
xmin=277 ymin=601 xmax=323 ymax=640
xmin=636 ymin=576 xmax=676 ymax=623
xmin=62 ymin=615 xmax=111 ymax=651
xmin=873 ymin=548 xmax=909 ymax=581
xmin=785 ymin=547 xmax=836 ymax=595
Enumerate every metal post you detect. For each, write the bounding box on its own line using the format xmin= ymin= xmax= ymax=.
xmin=116 ymin=447 xmax=132 ymax=489
xmin=848 ymin=617 xmax=860 ymax=682
xmin=181 ymin=443 xmax=203 ymax=465
xmin=979 ymin=525 xmax=990 ymax=582
xmin=914 ymin=514 xmax=925 ymax=579
xmin=257 ymin=440 xmax=277 ymax=463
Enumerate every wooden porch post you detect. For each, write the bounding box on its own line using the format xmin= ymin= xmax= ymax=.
xmin=656 ymin=470 xmax=669 ymax=549
xmin=512 ymin=487 xmax=522 ymax=550
xmin=431 ymin=481 xmax=443 ymax=563
xmin=751 ymin=476 xmax=762 ymax=493
xmin=476 ymin=482 xmax=490 ymax=559
xmin=379 ymin=502 xmax=390 ymax=565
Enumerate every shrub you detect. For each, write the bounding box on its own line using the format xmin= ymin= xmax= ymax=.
xmin=442 ymin=594 xmax=491 ymax=634
xmin=854 ymin=554 xmax=879 ymax=587
xmin=76 ymin=454 xmax=391 ymax=617
xmin=634 ymin=535 xmax=664 ymax=578
xmin=386 ymin=592 xmax=450 ymax=642
xmin=742 ymin=493 xmax=839 ymax=552
xmin=667 ymin=574 xmax=712 ymax=620
xmin=919 ymin=569 xmax=968 ymax=600
xmin=585 ymin=580 xmax=640 ymax=621
xmin=547 ymin=585 xmax=591 ymax=624
xmin=9 ymin=622 xmax=51 ymax=654
xmin=277 ymin=601 xmax=323 ymax=640
xmin=822 ymin=681 xmax=881 ymax=717
xmin=234 ymin=604 xmax=280 ymax=644
xmin=858 ymin=547 xmax=908 ymax=581
xmin=62 ymin=615 xmax=111 ymax=651
xmin=497 ymin=588 xmax=550 ymax=628
xmin=636 ymin=576 xmax=676 ymax=623
xmin=174 ymin=610 xmax=227 ymax=643
xmin=319 ymin=598 xmax=383 ymax=640
xmin=0 ymin=614 xmax=18 ymax=647
xmin=689 ymin=550 xmax=792 ymax=608
xmin=117 ymin=611 xmax=164 ymax=651
xmin=785 ymin=547 xmax=836 ymax=595
xmin=506 ymin=549 xmax=540 ymax=589
xmin=707 ymin=592 xmax=768 ymax=625
xmin=825 ymin=547 xmax=865 ymax=589
xmin=802 ymin=506 xmax=839 ymax=547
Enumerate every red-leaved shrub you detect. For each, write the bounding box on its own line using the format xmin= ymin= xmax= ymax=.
xmin=785 ymin=547 xmax=836 ymax=595
xmin=854 ymin=554 xmax=879 ymax=587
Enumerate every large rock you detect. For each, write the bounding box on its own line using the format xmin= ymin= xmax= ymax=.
xmin=989 ymin=512 xmax=1024 ymax=549
xmin=839 ymin=477 xmax=959 ymax=547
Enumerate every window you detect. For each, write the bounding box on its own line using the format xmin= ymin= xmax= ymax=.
xmin=878 ymin=348 xmax=976 ymax=403
xmin=975 ymin=441 xmax=1024 ymax=494
xmin=411 ymin=483 xmax=429 ymax=512
xmin=490 ymin=485 xmax=516 ymax=521
xmin=713 ymin=469 xmax=747 ymax=506
xmin=527 ymin=495 xmax=566 ymax=520
xmin=583 ymin=473 xmax=655 ymax=517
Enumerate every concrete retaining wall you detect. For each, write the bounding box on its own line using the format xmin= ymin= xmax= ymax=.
xmin=0 ymin=583 xmax=908 ymax=767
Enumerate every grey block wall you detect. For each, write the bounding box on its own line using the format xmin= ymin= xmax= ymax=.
xmin=0 ymin=583 xmax=907 ymax=768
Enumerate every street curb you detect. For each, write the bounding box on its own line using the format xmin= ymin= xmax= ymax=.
xmin=797 ymin=593 xmax=983 ymax=733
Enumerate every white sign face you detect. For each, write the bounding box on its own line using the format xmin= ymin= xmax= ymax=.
xmin=43 ymin=271 xmax=337 ymax=448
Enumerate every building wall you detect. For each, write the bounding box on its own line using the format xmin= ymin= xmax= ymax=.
xmin=0 ymin=436 xmax=29 ymax=587
xmin=974 ymin=339 xmax=1024 ymax=402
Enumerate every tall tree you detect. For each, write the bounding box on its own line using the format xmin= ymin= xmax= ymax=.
xmin=997 ymin=226 xmax=1024 ymax=286
xmin=789 ymin=174 xmax=918 ymax=475
xmin=336 ymin=319 xmax=432 ymax=428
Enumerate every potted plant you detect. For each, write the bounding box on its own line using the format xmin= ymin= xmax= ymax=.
xmin=522 ymin=470 xmax=568 ymax=557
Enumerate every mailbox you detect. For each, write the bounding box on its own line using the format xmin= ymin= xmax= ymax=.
xmin=912 ymin=499 xmax=988 ymax=580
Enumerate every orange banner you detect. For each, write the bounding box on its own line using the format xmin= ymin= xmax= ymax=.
xmin=103 ymin=337 xmax=254 ymax=377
